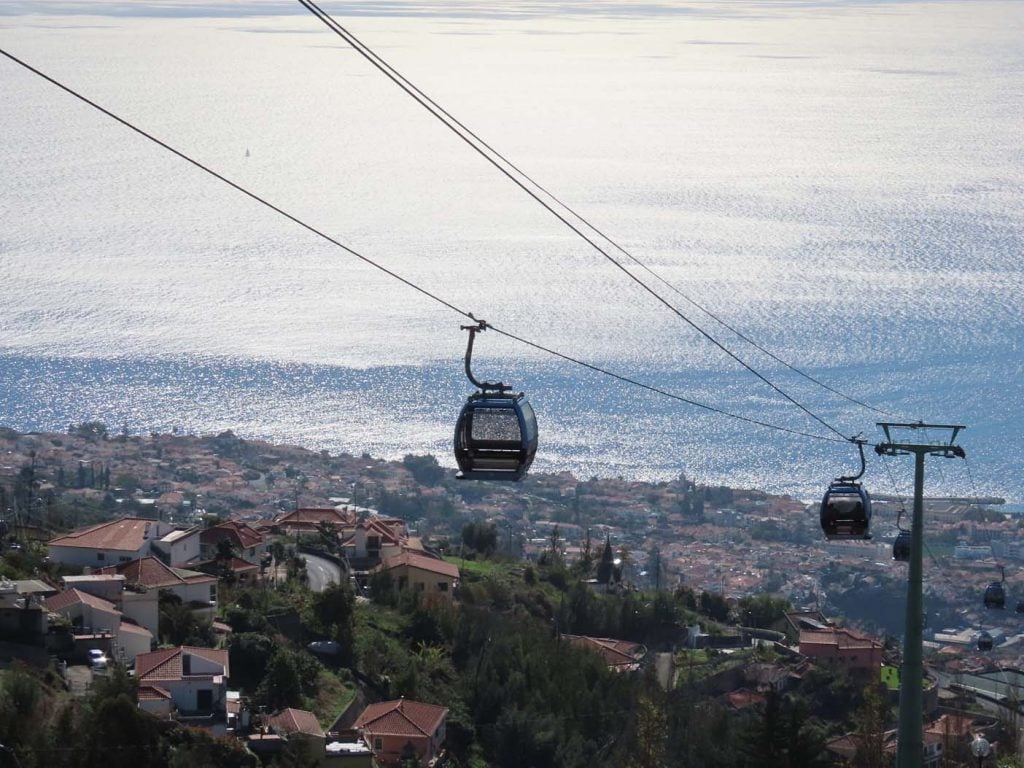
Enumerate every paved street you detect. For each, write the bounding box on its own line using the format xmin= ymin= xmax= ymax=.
xmin=303 ymin=552 xmax=343 ymax=592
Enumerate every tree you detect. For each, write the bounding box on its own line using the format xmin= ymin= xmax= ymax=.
xmin=462 ymin=521 xmax=498 ymax=558
xmin=853 ymin=682 xmax=888 ymax=768
xmin=737 ymin=595 xmax=792 ymax=629
xmin=256 ymin=649 xmax=321 ymax=710
xmin=70 ymin=421 xmax=109 ymax=441
xmin=228 ymin=632 xmax=276 ymax=690
xmin=630 ymin=691 xmax=667 ymax=768
xmin=596 ymin=536 xmax=615 ymax=586
xmin=0 ymin=666 xmax=42 ymax=753
xmin=402 ymin=454 xmax=445 ymax=486
xmin=166 ymin=726 xmax=258 ymax=768
xmin=698 ymin=591 xmax=729 ymax=623
xmin=159 ymin=591 xmax=214 ymax=646
xmin=311 ymin=581 xmax=357 ymax=665
xmin=84 ymin=694 xmax=162 ymax=768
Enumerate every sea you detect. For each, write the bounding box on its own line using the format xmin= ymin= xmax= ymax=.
xmin=1 ymin=0 xmax=1022 ymax=504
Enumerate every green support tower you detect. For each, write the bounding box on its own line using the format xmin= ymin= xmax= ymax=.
xmin=875 ymin=422 xmax=966 ymax=768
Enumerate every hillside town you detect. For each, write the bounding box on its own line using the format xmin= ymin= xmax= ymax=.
xmin=1 ymin=424 xmax=1023 ymax=766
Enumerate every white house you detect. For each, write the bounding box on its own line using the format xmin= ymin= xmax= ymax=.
xmin=135 ymin=646 xmax=230 ymax=733
xmin=151 ymin=526 xmax=203 ymax=567
xmin=97 ymin=557 xmax=218 ymax=629
xmin=373 ymin=552 xmax=460 ymax=598
xmin=47 ymin=517 xmax=174 ymax=569
xmin=199 ymin=521 xmax=266 ymax=565
xmin=43 ymin=588 xmax=153 ymax=664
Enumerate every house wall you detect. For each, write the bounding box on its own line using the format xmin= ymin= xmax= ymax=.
xmin=800 ymin=639 xmax=882 ymax=670
xmin=200 ymin=538 xmax=266 ymax=565
xmin=116 ymin=627 xmax=152 ymax=663
xmin=166 ymin=581 xmax=217 ymax=607
xmin=121 ymin=591 xmax=160 ymax=638
xmin=368 ymin=723 xmax=443 ymax=766
xmin=0 ymin=605 xmax=46 ymax=640
xmin=64 ymin=603 xmax=121 ymax=636
xmin=49 ymin=544 xmax=147 ymax=569
xmin=158 ymin=677 xmax=226 ymax=714
xmin=395 ymin=565 xmax=454 ymax=599
xmin=63 ymin=576 xmax=125 ymax=602
xmin=370 ymin=734 xmax=430 ymax=766
xmin=153 ymin=531 xmax=201 ymax=566
xmin=287 ymin=734 xmax=327 ymax=768
xmin=139 ymin=698 xmax=173 ymax=717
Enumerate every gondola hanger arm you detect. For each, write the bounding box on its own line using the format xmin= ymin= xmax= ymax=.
xmin=462 ymin=317 xmax=510 ymax=393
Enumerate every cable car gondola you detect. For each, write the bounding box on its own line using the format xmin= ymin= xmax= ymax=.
xmin=892 ymin=530 xmax=911 ymax=562
xmin=820 ymin=440 xmax=872 ymax=540
xmin=984 ymin=582 xmax=1006 ymax=609
xmin=454 ymin=320 xmax=538 ymax=481
xmin=977 ymin=630 xmax=994 ymax=652
xmin=892 ymin=507 xmax=910 ymax=561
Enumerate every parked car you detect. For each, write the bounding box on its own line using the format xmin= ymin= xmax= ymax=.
xmin=307 ymin=640 xmax=341 ymax=656
xmin=87 ymin=649 xmax=108 ymax=671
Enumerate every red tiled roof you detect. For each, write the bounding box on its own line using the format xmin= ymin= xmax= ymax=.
xmin=137 ymin=684 xmax=172 ymax=701
xmin=355 ymin=699 xmax=447 ymax=738
xmin=723 ymin=688 xmax=767 ymax=710
xmin=43 ymin=588 xmax=118 ymax=614
xmin=358 ymin=518 xmax=402 ymax=544
xmin=800 ymin=628 xmax=883 ymax=651
xmin=925 ymin=714 xmax=975 ymax=738
xmin=564 ymin=635 xmax=645 ymax=667
xmin=96 ymin=556 xmax=215 ymax=588
xmin=201 ymin=520 xmax=264 ymax=550
xmin=376 ymin=552 xmax=459 ymax=579
xmin=48 ymin=517 xmax=159 ymax=552
xmin=194 ymin=556 xmax=259 ymax=574
xmin=269 ymin=708 xmax=325 ymax=738
xmin=119 ymin=620 xmax=153 ymax=638
xmin=136 ymin=646 xmax=229 ymax=682
xmin=275 ymin=508 xmax=354 ymax=527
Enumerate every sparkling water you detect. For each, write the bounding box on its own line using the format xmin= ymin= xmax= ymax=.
xmin=1 ymin=1 xmax=1022 ymax=501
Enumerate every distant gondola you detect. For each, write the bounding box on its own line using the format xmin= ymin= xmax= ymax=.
xmin=977 ymin=630 xmax=994 ymax=652
xmin=983 ymin=581 xmax=1006 ymax=610
xmin=453 ymin=320 xmax=538 ymax=481
xmin=892 ymin=530 xmax=911 ymax=562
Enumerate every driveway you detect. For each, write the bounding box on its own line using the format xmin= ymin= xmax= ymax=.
xmin=65 ymin=665 xmax=92 ymax=697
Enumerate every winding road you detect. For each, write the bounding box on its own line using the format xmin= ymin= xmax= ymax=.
xmin=303 ymin=552 xmax=343 ymax=592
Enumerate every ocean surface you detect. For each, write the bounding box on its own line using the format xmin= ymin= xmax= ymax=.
xmin=1 ymin=0 xmax=1022 ymax=502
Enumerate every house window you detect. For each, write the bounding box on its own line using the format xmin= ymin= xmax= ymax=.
xmin=209 ymin=585 xmax=217 ymax=602
xmin=96 ymin=553 xmax=105 ymax=561
xmin=438 ymin=582 xmax=449 ymax=592
xmin=416 ymin=582 xmax=425 ymax=592
xmin=374 ymin=738 xmax=382 ymax=752
xmin=119 ymin=556 xmax=131 ymax=562
xmin=196 ymin=689 xmax=213 ymax=712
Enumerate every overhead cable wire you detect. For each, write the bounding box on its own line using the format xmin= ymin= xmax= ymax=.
xmin=298 ymin=0 xmax=897 ymax=419
xmin=0 ymin=46 xmax=848 ymax=446
xmin=297 ymin=0 xmax=856 ymax=443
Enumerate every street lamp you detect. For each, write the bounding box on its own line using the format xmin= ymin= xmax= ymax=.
xmin=971 ymin=734 xmax=991 ymax=768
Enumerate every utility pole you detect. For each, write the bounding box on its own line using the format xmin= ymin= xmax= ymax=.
xmin=876 ymin=422 xmax=965 ymax=768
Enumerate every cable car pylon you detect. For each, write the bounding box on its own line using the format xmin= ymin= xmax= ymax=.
xmin=875 ymin=422 xmax=966 ymax=768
